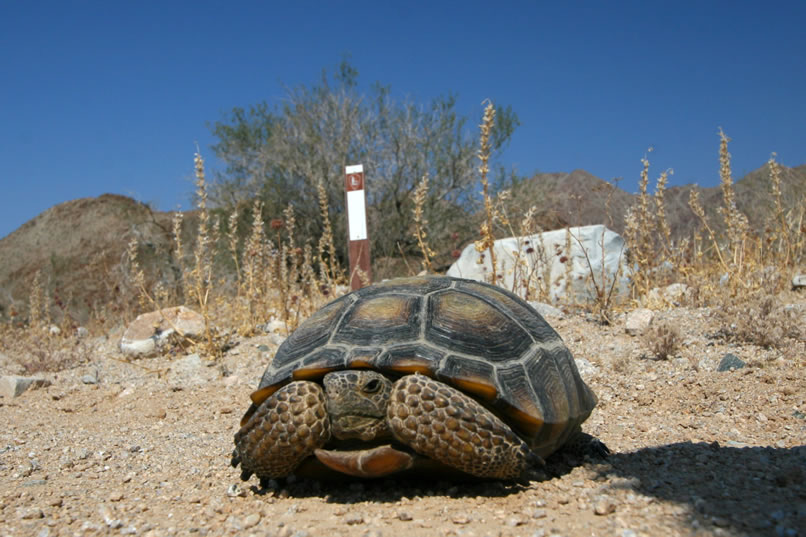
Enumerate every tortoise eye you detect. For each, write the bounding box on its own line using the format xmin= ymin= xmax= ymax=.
xmin=363 ymin=378 xmax=382 ymax=393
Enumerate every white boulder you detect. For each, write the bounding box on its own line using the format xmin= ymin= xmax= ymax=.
xmin=120 ymin=306 xmax=206 ymax=357
xmin=447 ymin=225 xmax=631 ymax=304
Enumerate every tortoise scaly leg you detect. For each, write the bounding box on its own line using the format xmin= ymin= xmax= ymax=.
xmin=387 ymin=374 xmax=542 ymax=479
xmin=233 ymin=381 xmax=330 ymax=482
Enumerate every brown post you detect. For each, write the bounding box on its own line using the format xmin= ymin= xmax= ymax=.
xmin=345 ymin=164 xmax=371 ymax=290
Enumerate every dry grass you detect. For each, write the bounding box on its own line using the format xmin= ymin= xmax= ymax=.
xmin=714 ymin=293 xmax=803 ymax=350
xmin=474 ymin=100 xmax=499 ymax=284
xmin=643 ymin=321 xmax=682 ymax=360
xmin=412 ymin=173 xmax=435 ymax=273
xmin=5 ymin=105 xmax=804 ymax=372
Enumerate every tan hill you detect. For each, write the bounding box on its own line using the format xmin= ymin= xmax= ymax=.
xmin=0 ymin=194 xmax=186 ymax=327
xmin=509 ymin=163 xmax=806 ymax=242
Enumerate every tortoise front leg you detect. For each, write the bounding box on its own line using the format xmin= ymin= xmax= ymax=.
xmin=387 ymin=374 xmax=542 ymax=479
xmin=233 ymin=381 xmax=330 ymax=483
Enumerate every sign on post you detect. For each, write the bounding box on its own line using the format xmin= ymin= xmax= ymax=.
xmin=345 ymin=164 xmax=371 ymax=290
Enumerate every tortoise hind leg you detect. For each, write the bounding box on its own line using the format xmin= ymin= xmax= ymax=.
xmin=387 ymin=374 xmax=542 ymax=479
xmin=233 ymin=381 xmax=331 ymax=481
xmin=561 ymin=429 xmax=610 ymax=459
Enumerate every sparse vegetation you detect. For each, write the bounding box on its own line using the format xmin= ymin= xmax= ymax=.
xmin=1 ymin=91 xmax=805 ymax=371
xmin=644 ymin=321 xmax=682 ymax=360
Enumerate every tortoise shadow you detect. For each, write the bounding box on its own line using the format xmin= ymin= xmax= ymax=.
xmin=248 ymin=454 xmax=585 ymax=502
xmin=592 ymin=441 xmax=805 ymax=537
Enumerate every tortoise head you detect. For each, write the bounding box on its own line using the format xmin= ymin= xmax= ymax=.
xmin=323 ymin=370 xmax=393 ymax=442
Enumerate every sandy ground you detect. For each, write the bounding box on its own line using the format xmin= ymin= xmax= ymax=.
xmin=1 ymin=304 xmax=804 ymax=537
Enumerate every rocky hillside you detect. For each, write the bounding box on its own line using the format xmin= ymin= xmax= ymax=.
xmin=508 ymin=163 xmax=806 ymax=241
xmin=0 ymin=195 xmax=190 ymax=325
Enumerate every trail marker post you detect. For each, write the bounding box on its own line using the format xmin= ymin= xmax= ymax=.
xmin=345 ymin=164 xmax=371 ymax=290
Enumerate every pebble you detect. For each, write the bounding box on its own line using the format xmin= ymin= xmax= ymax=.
xmin=717 ymin=353 xmax=746 ymax=372
xmin=593 ymin=496 xmax=616 ymax=516
xmin=242 ymin=513 xmax=260 ymax=528
xmin=226 ymin=484 xmax=246 ymax=498
xmin=506 ymin=516 xmax=526 ymax=526
xmin=18 ymin=507 xmax=44 ymax=519
xmin=452 ymin=513 xmax=471 ymax=524
xmin=532 ymin=508 xmax=547 ymax=519
xmin=345 ymin=513 xmax=364 ymax=525
xmin=397 ymin=511 xmax=412 ymax=521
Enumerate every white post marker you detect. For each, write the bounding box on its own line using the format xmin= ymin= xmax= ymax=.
xmin=344 ymin=164 xmax=371 ymax=290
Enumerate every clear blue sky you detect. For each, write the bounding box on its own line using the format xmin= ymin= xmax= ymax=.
xmin=2 ymin=1 xmax=804 ymax=239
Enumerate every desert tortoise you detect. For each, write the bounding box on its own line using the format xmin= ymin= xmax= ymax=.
xmin=232 ymin=275 xmax=602 ymax=481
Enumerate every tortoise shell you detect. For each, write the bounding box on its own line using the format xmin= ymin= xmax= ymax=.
xmin=244 ymin=275 xmax=597 ymax=457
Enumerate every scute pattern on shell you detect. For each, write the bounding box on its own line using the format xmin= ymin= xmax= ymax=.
xmin=252 ymin=276 xmax=597 ymax=456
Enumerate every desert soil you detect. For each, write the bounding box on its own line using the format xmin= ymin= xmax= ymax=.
xmin=1 ymin=304 xmax=804 ymax=537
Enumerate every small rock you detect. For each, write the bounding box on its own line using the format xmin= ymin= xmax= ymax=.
xmin=226 ymin=484 xmax=246 ymax=497
xmin=120 ymin=306 xmax=206 ymax=357
xmin=98 ymin=504 xmax=122 ymax=528
xmin=451 ymin=513 xmax=471 ymax=524
xmin=18 ymin=507 xmax=44 ymax=519
xmin=0 ymin=376 xmax=51 ymax=398
xmin=397 ymin=512 xmax=412 ymax=521
xmin=792 ymin=273 xmax=806 ymax=290
xmin=263 ymin=319 xmax=286 ymax=334
xmin=76 ymin=326 xmax=89 ymax=339
xmin=531 ymin=508 xmax=547 ymax=519
xmin=625 ymin=309 xmax=654 ymax=335
xmin=593 ymin=496 xmax=616 ymax=515
xmin=506 ymin=516 xmax=526 ymax=526
xmin=49 ymin=325 xmax=61 ymax=336
xmin=717 ymin=353 xmax=746 ymax=372
xmin=530 ymin=302 xmax=564 ymax=319
xmin=81 ymin=370 xmax=99 ymax=385
xmin=574 ymin=357 xmax=598 ymax=378
xmin=344 ymin=513 xmax=364 ymax=525
xmin=242 ymin=513 xmax=260 ymax=529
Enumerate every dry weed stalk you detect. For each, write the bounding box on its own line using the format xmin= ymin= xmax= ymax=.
xmin=766 ymin=154 xmax=802 ymax=267
xmin=190 ymin=152 xmax=218 ymax=357
xmin=317 ymin=181 xmax=344 ymax=285
xmin=717 ymin=128 xmax=749 ymax=270
xmin=412 ymin=173 xmax=436 ymax=273
xmin=653 ymin=168 xmax=673 ymax=259
xmin=239 ymin=199 xmax=268 ymax=334
xmin=474 ymin=100 xmax=498 ymax=284
xmin=623 ymin=155 xmax=675 ymax=299
xmin=28 ymin=269 xmax=45 ymax=330
xmin=688 ymin=189 xmax=729 ymax=274
xmin=171 ymin=211 xmax=188 ymax=302
xmin=126 ymin=237 xmax=149 ymax=311
xmin=567 ymin=227 xmax=624 ymax=324
xmin=227 ymin=208 xmax=241 ymax=280
xmin=562 ymin=228 xmax=575 ymax=304
xmin=510 ymin=205 xmax=552 ymax=302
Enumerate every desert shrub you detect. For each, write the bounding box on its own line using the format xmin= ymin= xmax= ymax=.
xmin=209 ymin=61 xmax=519 ymax=266
xmin=714 ymin=294 xmax=803 ymax=349
xmin=643 ymin=321 xmax=682 ymax=360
